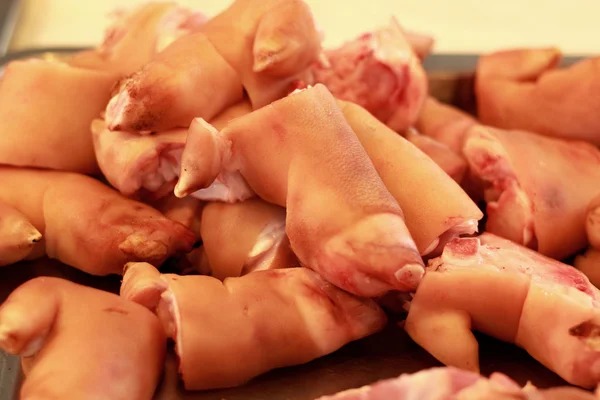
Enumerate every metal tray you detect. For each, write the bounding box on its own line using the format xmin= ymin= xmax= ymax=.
xmin=0 ymin=49 xmax=585 ymax=400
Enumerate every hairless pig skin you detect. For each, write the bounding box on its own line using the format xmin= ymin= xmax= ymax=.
xmin=404 ymin=127 xmax=468 ymax=183
xmin=121 ymin=263 xmax=387 ymax=390
xmin=0 ymin=60 xmax=116 ymax=174
xmin=105 ymin=0 xmax=321 ymax=132
xmin=405 ymin=233 xmax=600 ymax=388
xmin=338 ymin=101 xmax=482 ymax=257
xmin=414 ymin=97 xmax=477 ymax=155
xmin=92 ymin=102 xmax=252 ymax=200
xmin=200 ymin=198 xmax=298 ymax=280
xmin=477 ymin=48 xmax=600 ymax=145
xmin=0 ymin=277 xmax=166 ymax=400
xmin=175 ymin=85 xmax=424 ymax=298
xmin=0 ymin=167 xmax=195 ymax=276
xmin=463 ymin=125 xmax=600 ymax=260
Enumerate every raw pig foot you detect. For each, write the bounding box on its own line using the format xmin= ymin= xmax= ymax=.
xmin=0 ymin=277 xmax=165 ymax=400
xmin=0 ymin=167 xmax=195 ymax=276
xmin=122 ymin=263 xmax=387 ymax=390
xmin=339 ymin=101 xmax=482 ymax=257
xmin=105 ymin=32 xmax=243 ymax=132
xmin=406 ymin=233 xmax=600 ymax=388
xmin=175 ymin=85 xmax=423 ymax=297
xmin=0 ymin=60 xmax=116 ymax=174
xmin=463 ymin=125 xmax=600 ymax=259
xmin=92 ymin=119 xmax=187 ymax=199
xmin=477 ymin=48 xmax=600 ymax=145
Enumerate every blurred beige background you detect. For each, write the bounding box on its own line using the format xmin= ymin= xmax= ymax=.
xmin=10 ymin=0 xmax=599 ymax=54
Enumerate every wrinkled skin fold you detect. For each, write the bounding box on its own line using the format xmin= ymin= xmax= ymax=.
xmin=0 ymin=167 xmax=195 ymax=275
xmin=175 ymin=84 xmax=424 ymax=297
xmin=405 ymin=233 xmax=600 ymax=388
xmin=121 ymin=263 xmax=387 ymax=390
xmin=0 ymin=277 xmax=166 ymax=400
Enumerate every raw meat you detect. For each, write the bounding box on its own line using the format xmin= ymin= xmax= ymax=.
xmin=105 ymin=31 xmax=243 ymax=132
xmin=312 ymin=18 xmax=428 ymax=132
xmin=0 ymin=167 xmax=195 ymax=276
xmin=0 ymin=201 xmax=41 ymax=266
xmin=106 ymin=0 xmax=321 ymax=132
xmin=405 ymin=233 xmax=600 ymax=388
xmin=0 ymin=277 xmax=165 ymax=400
xmin=477 ymin=48 xmax=600 ymax=145
xmin=69 ymin=2 xmax=207 ymax=76
xmin=202 ymin=0 xmax=322 ymax=107
xmin=94 ymin=101 xmax=253 ymax=199
xmin=463 ymin=125 xmax=600 ymax=259
xmin=0 ymin=60 xmax=116 ymax=174
xmin=315 ymin=366 xmax=599 ymax=399
xmin=175 ymin=85 xmax=424 ymax=297
xmin=92 ymin=119 xmax=187 ymax=199
xmin=121 ymin=262 xmax=387 ymax=390
xmin=200 ymin=198 xmax=297 ymax=279
xmin=339 ymin=101 xmax=482 ymax=256
xmin=405 ymin=128 xmax=468 ymax=183
xmin=415 ymin=97 xmax=477 ymax=155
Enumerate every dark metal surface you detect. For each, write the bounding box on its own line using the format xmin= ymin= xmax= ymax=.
xmin=0 ymin=49 xmax=586 ymax=399
xmin=0 ymin=0 xmax=21 ymax=56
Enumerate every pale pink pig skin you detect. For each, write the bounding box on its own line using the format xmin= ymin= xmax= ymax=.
xmin=0 ymin=167 xmax=195 ymax=276
xmin=105 ymin=0 xmax=321 ymax=133
xmin=477 ymin=48 xmax=600 ymax=145
xmin=463 ymin=125 xmax=600 ymax=260
xmin=121 ymin=263 xmax=387 ymax=391
xmin=175 ymin=85 xmax=424 ymax=298
xmin=0 ymin=60 xmax=116 ymax=174
xmin=0 ymin=277 xmax=166 ymax=400
xmin=405 ymin=233 xmax=600 ymax=388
